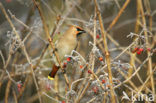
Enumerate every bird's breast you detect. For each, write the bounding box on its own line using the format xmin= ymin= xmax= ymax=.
xmin=56 ymin=38 xmax=77 ymax=61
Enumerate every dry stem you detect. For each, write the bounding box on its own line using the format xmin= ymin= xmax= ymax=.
xmin=94 ymin=0 xmax=116 ymax=102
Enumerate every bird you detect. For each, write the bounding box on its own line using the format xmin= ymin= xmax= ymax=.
xmin=48 ymin=25 xmax=86 ymax=80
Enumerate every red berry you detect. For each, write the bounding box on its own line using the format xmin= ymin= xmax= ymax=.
xmin=18 ymin=88 xmax=21 ymax=92
xmin=62 ymin=101 xmax=65 ymax=103
xmin=63 ymin=62 xmax=67 ymax=68
xmin=147 ymin=48 xmax=151 ymax=51
xmin=139 ymin=48 xmax=143 ymax=52
xmin=99 ymin=57 xmax=103 ymax=61
xmin=88 ymin=70 xmax=92 ymax=74
xmin=6 ymin=0 xmax=12 ymax=3
xmin=101 ymin=79 xmax=106 ymax=84
xmin=92 ymin=86 xmax=98 ymax=93
xmin=136 ymin=48 xmax=143 ymax=55
xmin=80 ymin=65 xmax=83 ymax=69
xmin=132 ymin=47 xmax=139 ymax=53
xmin=137 ymin=51 xmax=141 ymax=55
xmin=96 ymin=34 xmax=100 ymax=39
xmin=64 ymin=62 xmax=67 ymax=65
xmin=135 ymin=47 xmax=139 ymax=50
xmin=17 ymin=83 xmax=21 ymax=88
xmin=66 ymin=57 xmax=71 ymax=62
xmin=46 ymin=84 xmax=51 ymax=90
xmin=17 ymin=83 xmax=22 ymax=92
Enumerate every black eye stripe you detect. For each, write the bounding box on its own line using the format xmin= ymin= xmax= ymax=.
xmin=77 ymin=28 xmax=83 ymax=31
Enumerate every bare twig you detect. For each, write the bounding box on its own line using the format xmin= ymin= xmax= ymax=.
xmin=115 ymin=52 xmax=154 ymax=89
xmin=94 ymin=0 xmax=116 ymax=102
xmin=138 ymin=0 xmax=155 ymax=94
xmin=107 ymin=0 xmax=131 ymax=31
xmin=0 ymin=50 xmax=5 ymax=66
xmin=5 ymin=80 xmax=12 ymax=103
xmin=32 ymin=0 xmax=70 ymax=88
xmin=0 ymin=2 xmax=42 ymax=103
xmin=12 ymin=90 xmax=18 ymax=103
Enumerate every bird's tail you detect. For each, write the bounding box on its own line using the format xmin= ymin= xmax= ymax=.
xmin=48 ymin=64 xmax=59 ymax=80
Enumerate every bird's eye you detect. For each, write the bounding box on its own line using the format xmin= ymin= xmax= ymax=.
xmin=76 ymin=27 xmax=86 ymax=36
xmin=76 ymin=27 xmax=83 ymax=31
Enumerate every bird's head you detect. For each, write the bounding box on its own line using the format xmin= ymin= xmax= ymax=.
xmin=75 ymin=26 xmax=86 ymax=36
xmin=67 ymin=25 xmax=86 ymax=37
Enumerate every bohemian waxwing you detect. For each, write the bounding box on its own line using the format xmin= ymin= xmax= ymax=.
xmin=48 ymin=25 xmax=86 ymax=80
